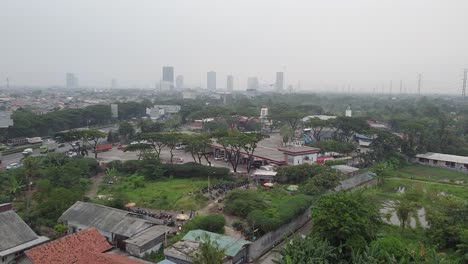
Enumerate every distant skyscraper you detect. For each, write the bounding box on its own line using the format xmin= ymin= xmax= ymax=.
xmin=162 ymin=66 xmax=174 ymax=83
xmin=227 ymin=75 xmax=234 ymax=91
xmin=176 ymin=75 xmax=184 ymax=89
xmin=247 ymin=77 xmax=259 ymax=90
xmin=207 ymin=71 xmax=216 ymax=90
xmin=275 ymin=72 xmax=284 ymax=91
xmin=111 ymin=78 xmax=117 ymax=89
xmin=66 ymin=73 xmax=78 ymax=89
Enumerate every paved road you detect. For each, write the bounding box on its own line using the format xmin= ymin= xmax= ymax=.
xmin=1 ymin=126 xmax=117 ymax=167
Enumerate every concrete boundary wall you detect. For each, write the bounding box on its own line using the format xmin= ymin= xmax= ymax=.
xmin=248 ymin=208 xmax=311 ymax=262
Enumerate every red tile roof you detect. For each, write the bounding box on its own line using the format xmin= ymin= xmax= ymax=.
xmin=25 ymin=228 xmax=143 ymax=264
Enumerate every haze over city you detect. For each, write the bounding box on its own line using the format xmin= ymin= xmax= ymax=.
xmin=1 ymin=0 xmax=468 ymax=93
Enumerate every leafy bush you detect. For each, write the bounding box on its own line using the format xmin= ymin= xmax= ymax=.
xmin=106 ymin=160 xmax=123 ymax=171
xmin=276 ymin=164 xmax=327 ymax=183
xmin=224 ymin=189 xmax=268 ymax=217
xmin=162 ymin=163 xmax=229 ymax=179
xmin=184 ymin=214 xmax=226 ymax=234
xmin=121 ymin=160 xmax=140 ymax=174
xmin=232 ymin=221 xmax=245 ymax=232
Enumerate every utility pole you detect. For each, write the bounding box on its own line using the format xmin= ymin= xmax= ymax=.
xmin=463 ymin=69 xmax=467 ymax=100
xmin=418 ymin=74 xmax=422 ymax=96
xmin=389 ymin=80 xmax=392 ymax=96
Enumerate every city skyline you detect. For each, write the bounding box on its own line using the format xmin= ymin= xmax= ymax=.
xmin=0 ymin=1 xmax=467 ymax=94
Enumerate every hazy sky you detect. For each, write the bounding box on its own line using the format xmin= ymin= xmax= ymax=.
xmin=1 ymin=0 xmax=467 ymax=93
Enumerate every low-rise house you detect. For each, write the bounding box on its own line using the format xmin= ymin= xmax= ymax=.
xmin=164 ymin=230 xmax=251 ymax=264
xmin=0 ymin=204 xmax=49 ymax=264
xmin=331 ymin=165 xmax=360 ymax=177
xmin=58 ymin=202 xmax=166 ymax=254
xmin=279 ymin=146 xmax=320 ymax=165
xmin=415 ymin=152 xmax=468 ymax=172
xmin=23 ymin=228 xmax=147 ymax=264
xmin=124 ymin=225 xmax=172 ymax=258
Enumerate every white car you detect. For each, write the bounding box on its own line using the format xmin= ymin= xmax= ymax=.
xmin=214 ymin=156 xmax=224 ymax=161
xmin=66 ymin=151 xmax=78 ymax=158
xmin=6 ymin=163 xmax=22 ymax=170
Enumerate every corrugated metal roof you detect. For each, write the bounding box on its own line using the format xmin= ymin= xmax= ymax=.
xmin=125 ymin=225 xmax=172 ymax=247
xmin=182 ymin=230 xmax=250 ymax=257
xmin=0 ymin=210 xmax=41 ymax=253
xmin=59 ymin=202 xmax=155 ymax=238
xmin=416 ymin=152 xmax=468 ymax=164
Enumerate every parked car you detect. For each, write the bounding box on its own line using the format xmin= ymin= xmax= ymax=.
xmin=214 ymin=156 xmax=224 ymax=161
xmin=58 ymin=143 xmax=65 ymax=148
xmin=6 ymin=163 xmax=22 ymax=170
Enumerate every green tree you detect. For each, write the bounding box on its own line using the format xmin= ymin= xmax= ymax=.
xmin=23 ymin=156 xmax=41 ymax=215
xmin=304 ymin=118 xmax=332 ymax=142
xmin=82 ymin=129 xmax=107 ymax=159
xmin=224 ymin=189 xmax=268 ymax=217
xmin=280 ymin=125 xmax=293 ymax=145
xmin=302 ymin=167 xmax=341 ymax=195
xmin=333 ymin=116 xmax=369 ymax=142
xmin=311 ymin=191 xmax=381 ymax=257
xmin=184 ymin=134 xmax=212 ymax=165
xmin=118 ymin=121 xmax=135 ymax=141
xmin=164 ymin=133 xmax=183 ymax=163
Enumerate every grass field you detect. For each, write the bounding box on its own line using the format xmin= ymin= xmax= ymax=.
xmin=395 ymin=164 xmax=467 ymax=185
xmin=99 ymin=177 xmax=229 ymax=210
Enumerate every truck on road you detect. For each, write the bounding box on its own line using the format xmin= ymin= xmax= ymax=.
xmin=94 ymin=143 xmax=112 ymax=152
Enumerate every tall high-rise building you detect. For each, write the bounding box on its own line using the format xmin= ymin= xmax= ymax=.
xmin=176 ymin=75 xmax=184 ymax=89
xmin=111 ymin=78 xmax=117 ymax=89
xmin=275 ymin=72 xmax=284 ymax=91
xmin=162 ymin=66 xmax=174 ymax=83
xmin=207 ymin=71 xmax=216 ymax=90
xmin=247 ymin=77 xmax=259 ymax=90
xmin=227 ymin=75 xmax=234 ymax=91
xmin=66 ymin=73 xmax=78 ymax=89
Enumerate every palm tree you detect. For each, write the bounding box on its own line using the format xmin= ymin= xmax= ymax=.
xmin=23 ymin=156 xmax=41 ymax=215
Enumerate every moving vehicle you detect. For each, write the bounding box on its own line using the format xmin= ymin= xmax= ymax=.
xmin=94 ymin=143 xmax=112 ymax=152
xmin=66 ymin=151 xmax=77 ymax=158
xmin=58 ymin=143 xmax=65 ymax=148
xmin=26 ymin=137 xmax=43 ymax=144
xmin=40 ymin=145 xmax=49 ymax=154
xmin=6 ymin=163 xmax=22 ymax=170
xmin=22 ymin=148 xmax=33 ymax=156
xmin=175 ymin=144 xmax=186 ymax=150
xmin=117 ymin=145 xmax=125 ymax=150
xmin=214 ymin=156 xmax=224 ymax=161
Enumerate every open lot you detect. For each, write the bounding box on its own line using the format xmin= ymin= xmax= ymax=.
xmin=97 ymin=177 xmax=229 ymax=211
xmin=396 ymin=164 xmax=467 ymax=185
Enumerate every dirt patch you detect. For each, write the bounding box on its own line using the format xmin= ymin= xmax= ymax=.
xmin=86 ymin=173 xmax=105 ymax=198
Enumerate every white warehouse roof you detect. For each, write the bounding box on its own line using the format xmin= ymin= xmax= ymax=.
xmin=415 ymin=152 xmax=468 ymax=164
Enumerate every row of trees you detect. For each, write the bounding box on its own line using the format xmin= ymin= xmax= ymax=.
xmin=122 ymin=129 xmax=267 ymax=173
xmin=0 ymin=154 xmax=99 ymax=229
xmin=275 ymin=190 xmax=467 ymax=263
xmin=0 ymin=101 xmax=151 ymax=140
